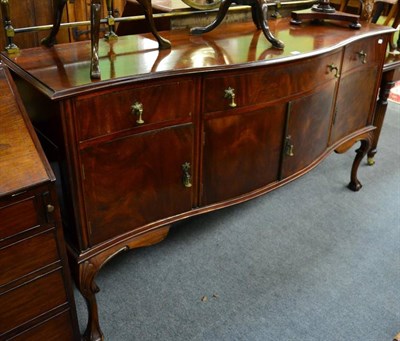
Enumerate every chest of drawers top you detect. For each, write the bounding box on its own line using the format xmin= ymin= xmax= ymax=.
xmin=1 ymin=19 xmax=394 ymax=100
xmin=0 ymin=64 xmax=52 ymax=197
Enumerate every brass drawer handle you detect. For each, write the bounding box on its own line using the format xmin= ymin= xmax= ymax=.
xmin=328 ymin=64 xmax=340 ymax=78
xmin=182 ymin=162 xmax=192 ymax=188
xmin=131 ymin=102 xmax=144 ymax=125
xmin=285 ymin=135 xmax=294 ymax=157
xmin=224 ymin=87 xmax=237 ymax=108
xmin=357 ymin=50 xmax=367 ymax=64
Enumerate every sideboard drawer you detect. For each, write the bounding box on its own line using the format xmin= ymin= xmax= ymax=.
xmin=0 ymin=269 xmax=68 ymax=334
xmin=76 ymin=78 xmax=196 ymax=141
xmin=8 ymin=310 xmax=76 ymax=341
xmin=341 ymin=36 xmax=387 ymax=73
xmin=202 ymin=51 xmax=342 ymax=113
xmin=0 ymin=229 xmax=59 ymax=286
xmin=0 ymin=196 xmax=41 ymax=241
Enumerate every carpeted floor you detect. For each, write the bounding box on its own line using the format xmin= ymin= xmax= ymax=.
xmin=74 ymin=101 xmax=400 ymax=341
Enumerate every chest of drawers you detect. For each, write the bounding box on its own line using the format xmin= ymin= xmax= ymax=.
xmin=1 ymin=19 xmax=394 ymax=340
xmin=0 ymin=64 xmax=80 ymax=340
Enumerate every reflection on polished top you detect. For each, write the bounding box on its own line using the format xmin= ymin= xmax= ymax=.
xmin=1 ymin=18 xmax=394 ymax=99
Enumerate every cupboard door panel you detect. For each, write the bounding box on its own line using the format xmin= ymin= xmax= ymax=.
xmin=201 ymin=105 xmax=286 ymax=206
xmin=82 ymin=125 xmax=194 ymax=246
xmin=330 ymin=67 xmax=378 ymax=144
xmin=281 ymin=81 xmax=337 ymax=178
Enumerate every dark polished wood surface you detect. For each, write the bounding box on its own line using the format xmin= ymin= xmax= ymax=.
xmin=1 ymin=18 xmax=395 ymax=98
xmin=0 ymin=64 xmax=50 ymax=195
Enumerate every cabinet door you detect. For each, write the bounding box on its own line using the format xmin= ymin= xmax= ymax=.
xmin=330 ymin=36 xmax=386 ymax=145
xmin=81 ymin=124 xmax=194 ymax=246
xmin=281 ymin=81 xmax=337 ymax=179
xmin=201 ymin=104 xmax=286 ymax=206
xmin=329 ymin=67 xmax=379 ymax=144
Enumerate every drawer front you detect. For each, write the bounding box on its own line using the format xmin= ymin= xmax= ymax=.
xmin=341 ymin=35 xmax=387 ymax=73
xmin=0 ymin=196 xmax=41 ymax=241
xmin=0 ymin=270 xmax=67 ymax=334
xmin=202 ymin=51 xmax=342 ymax=113
xmin=0 ymin=229 xmax=59 ymax=287
xmin=8 ymin=310 xmax=75 ymax=341
xmin=76 ymin=78 xmax=196 ymax=141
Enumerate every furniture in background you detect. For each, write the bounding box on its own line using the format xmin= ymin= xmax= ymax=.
xmin=0 ymin=0 xmax=127 ymax=50
xmin=366 ymin=0 xmax=400 ymax=164
xmin=0 ymin=62 xmax=80 ymax=340
xmin=1 ymin=18 xmax=394 ymax=340
xmin=368 ymin=53 xmax=400 ymax=164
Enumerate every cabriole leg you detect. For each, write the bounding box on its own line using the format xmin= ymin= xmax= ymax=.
xmin=190 ymin=0 xmax=233 ymax=35
xmin=74 ymin=226 xmax=171 ymax=340
xmin=41 ymin=0 xmax=67 ymax=47
xmin=348 ymin=138 xmax=371 ymax=191
xmin=136 ymin=0 xmax=171 ymax=49
xmin=79 ymin=260 xmax=104 ymax=341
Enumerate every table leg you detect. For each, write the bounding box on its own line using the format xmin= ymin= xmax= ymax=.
xmin=368 ymin=69 xmax=396 ymax=165
xmin=74 ymin=226 xmax=171 ymax=340
xmin=90 ymin=0 xmax=102 ymax=79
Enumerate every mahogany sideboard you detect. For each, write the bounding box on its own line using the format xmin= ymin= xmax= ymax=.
xmin=0 ymin=63 xmax=80 ymax=340
xmin=0 ymin=18 xmax=395 ymax=340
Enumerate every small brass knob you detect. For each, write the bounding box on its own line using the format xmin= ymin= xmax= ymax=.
xmin=131 ymin=102 xmax=144 ymax=125
xmin=224 ymin=87 xmax=237 ymax=108
xmin=46 ymin=204 xmax=55 ymax=213
xmin=328 ymin=64 xmax=340 ymax=78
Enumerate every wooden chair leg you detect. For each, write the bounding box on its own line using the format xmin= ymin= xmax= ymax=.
xmin=90 ymin=0 xmax=102 ymax=79
xmin=41 ymin=0 xmax=68 ymax=47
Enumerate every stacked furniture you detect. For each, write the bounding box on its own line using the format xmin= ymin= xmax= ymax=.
xmin=0 ymin=63 xmax=80 ymax=340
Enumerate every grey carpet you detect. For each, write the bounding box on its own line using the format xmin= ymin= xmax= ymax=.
xmin=74 ymin=101 xmax=400 ymax=341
